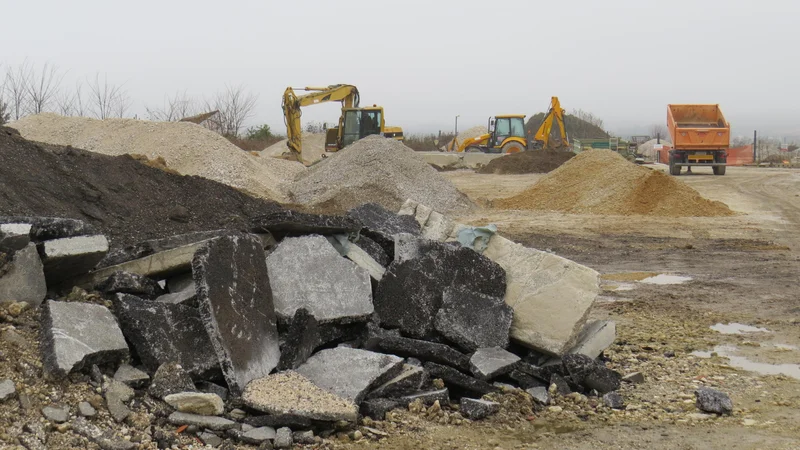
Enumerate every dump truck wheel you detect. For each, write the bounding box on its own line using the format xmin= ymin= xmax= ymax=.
xmin=465 ymin=146 xmax=483 ymax=153
xmin=669 ymin=156 xmax=681 ymax=176
xmin=713 ymin=165 xmax=726 ymax=176
xmin=501 ymin=141 xmax=526 ymax=153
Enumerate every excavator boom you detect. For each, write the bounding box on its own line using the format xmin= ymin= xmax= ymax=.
xmin=533 ymin=97 xmax=568 ymax=150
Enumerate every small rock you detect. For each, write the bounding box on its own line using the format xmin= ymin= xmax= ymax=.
xmin=148 ymin=362 xmax=196 ymax=400
xmin=602 ymin=391 xmax=625 ymax=409
xmin=41 ymin=405 xmax=69 ymax=423
xmin=105 ymin=381 xmax=134 ymax=423
xmin=293 ymin=430 xmax=315 ymax=445
xmin=7 ymin=301 xmax=28 ymax=317
xmin=352 ymin=429 xmax=363 ymax=441
xmin=240 ymin=427 xmax=277 ymax=444
xmin=526 ymin=386 xmax=550 ymax=405
xmin=78 ymin=401 xmax=97 ymax=417
xmin=0 ymin=378 xmax=16 ymax=401
xmin=198 ymin=431 xmax=223 ymax=447
xmin=274 ymin=427 xmax=293 ymax=449
xmin=548 ymin=406 xmax=563 ymax=413
xmin=695 ymin=387 xmax=733 ymax=415
xmin=622 ymin=372 xmax=645 ymax=384
xmin=167 ymin=411 xmax=237 ymax=431
xmin=460 ymin=398 xmax=500 ymax=420
xmin=229 ymin=408 xmax=248 ymax=420
xmin=469 ymin=347 xmax=521 ymax=380
xmin=550 ymin=374 xmax=572 ymax=396
xmin=197 ymin=381 xmax=229 ymax=402
xmin=113 ymin=364 xmax=150 ymax=388
xmin=164 ymin=392 xmax=224 ymax=416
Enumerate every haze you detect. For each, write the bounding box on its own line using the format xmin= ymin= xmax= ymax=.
xmin=4 ymin=0 xmax=798 ymax=138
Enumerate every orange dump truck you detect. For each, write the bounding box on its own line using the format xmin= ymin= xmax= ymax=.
xmin=667 ymin=104 xmax=730 ymax=176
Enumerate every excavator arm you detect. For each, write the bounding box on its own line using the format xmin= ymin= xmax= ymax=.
xmin=533 ymin=97 xmax=568 ymax=149
xmin=282 ymin=84 xmax=360 ymax=161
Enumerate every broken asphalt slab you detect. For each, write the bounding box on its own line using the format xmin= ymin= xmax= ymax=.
xmin=97 ymin=230 xmax=226 ymax=268
xmin=277 ymin=308 xmax=319 ymax=371
xmin=434 ymin=286 xmax=513 ymax=352
xmin=96 ymin=271 xmax=165 ymax=298
xmin=366 ymin=364 xmax=427 ymax=400
xmin=250 ymin=210 xmax=362 ymax=239
xmin=469 ymin=347 xmax=521 ymax=380
xmin=347 ymin=203 xmax=421 ymax=258
xmin=377 ymin=335 xmax=470 ymax=371
xmin=562 ymin=353 xmax=621 ymax=394
xmin=0 ymin=216 xmax=98 ymax=241
xmin=38 ymin=235 xmax=109 ymax=285
xmin=0 ymin=223 xmax=31 ymax=252
xmin=423 ymin=362 xmax=499 ymax=396
xmin=193 ymin=234 xmax=280 ymax=394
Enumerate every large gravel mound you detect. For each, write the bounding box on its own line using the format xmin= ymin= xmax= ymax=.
xmin=263 ymin=132 xmax=327 ymax=165
xmin=477 ymin=150 xmax=575 ymax=174
xmin=494 ymin=149 xmax=734 ymax=217
xmin=9 ymin=113 xmax=305 ymax=202
xmin=288 ymin=135 xmax=474 ymax=214
xmin=0 ymin=127 xmax=281 ymax=249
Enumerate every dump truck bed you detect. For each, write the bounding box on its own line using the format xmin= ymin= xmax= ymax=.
xmin=667 ymin=104 xmax=730 ymax=150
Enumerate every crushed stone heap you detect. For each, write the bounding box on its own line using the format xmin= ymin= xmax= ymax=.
xmin=494 ymin=150 xmax=734 ymax=217
xmin=9 ymin=113 xmax=305 ymax=202
xmin=287 ymin=135 xmax=474 ymax=214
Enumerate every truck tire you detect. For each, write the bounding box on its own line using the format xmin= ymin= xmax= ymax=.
xmin=501 ymin=141 xmax=526 ymax=153
xmin=669 ymin=155 xmax=681 ymax=176
xmin=713 ymin=165 xmax=726 ymax=175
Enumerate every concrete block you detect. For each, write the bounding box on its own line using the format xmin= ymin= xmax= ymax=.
xmin=482 ymin=234 xmax=599 ymax=356
xmin=0 ymin=223 xmax=31 ymax=252
xmin=434 ymin=286 xmax=513 ymax=352
xmin=95 ymin=271 xmax=164 ymax=298
xmin=568 ymin=320 xmax=616 ymax=359
xmin=0 ymin=216 xmax=97 ymax=241
xmin=40 ymin=300 xmax=128 ymax=378
xmin=250 ymin=209 xmax=362 ymax=240
xmin=38 ymin=235 xmax=109 ymax=285
xmin=420 ymin=211 xmax=455 ymax=242
xmin=469 ymin=347 xmax=521 ymax=380
xmin=423 ymin=362 xmax=499 ymax=396
xmin=377 ymin=336 xmax=470 ymax=371
xmin=112 ymin=294 xmax=219 ymax=378
xmin=366 ymin=364 xmax=427 ymax=400
xmin=193 ymin=234 xmax=280 ymax=395
xmin=0 ymin=243 xmax=46 ymax=306
xmin=266 ymin=235 xmax=373 ymax=323
xmin=296 ymin=347 xmax=404 ymax=404
xmin=242 ymin=371 xmax=358 ymax=422
xmin=374 ymin=241 xmax=506 ymax=339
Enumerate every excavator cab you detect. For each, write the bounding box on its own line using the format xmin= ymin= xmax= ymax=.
xmin=327 ymin=106 xmax=385 ymax=151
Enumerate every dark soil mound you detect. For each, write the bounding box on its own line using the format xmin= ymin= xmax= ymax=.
xmin=0 ymin=127 xmax=281 ymax=249
xmin=526 ymin=113 xmax=609 ymax=141
xmin=477 ymin=150 xmax=575 ymax=174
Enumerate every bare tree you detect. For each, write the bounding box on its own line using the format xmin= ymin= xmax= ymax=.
xmin=0 ymin=67 xmax=8 ymax=125
xmin=4 ymin=61 xmax=32 ymax=120
xmin=146 ymin=91 xmax=196 ymax=122
xmin=26 ymin=62 xmax=64 ymax=114
xmin=87 ymin=74 xmax=131 ymax=119
xmin=649 ymin=124 xmax=668 ymax=141
xmin=203 ymin=85 xmax=258 ymax=137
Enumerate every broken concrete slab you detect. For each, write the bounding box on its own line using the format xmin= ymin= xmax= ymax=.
xmin=193 ymin=234 xmax=280 ymax=395
xmin=347 ymin=203 xmax=421 ymax=258
xmin=508 ymin=369 xmax=548 ymax=390
xmin=165 ymin=392 xmax=224 ymax=416
xmin=327 ymin=234 xmax=386 ymax=281
xmin=0 ymin=217 xmax=98 ymax=241
xmin=168 ymin=411 xmax=237 ymax=431
xmin=95 ymin=271 xmax=165 ymax=298
xmin=0 ymin=243 xmax=46 ymax=306
xmin=277 ymin=308 xmax=319 ymax=371
xmin=242 ymin=371 xmax=358 ymax=422
xmin=38 ymin=235 xmax=109 ymax=285
xmin=112 ymin=294 xmax=219 ymax=378
xmin=377 ymin=336 xmax=470 ymax=371
xmin=71 ymin=239 xmax=211 ymax=290
xmin=434 ymin=286 xmax=513 ymax=352
xmin=296 ymin=347 xmax=404 ymax=404
xmin=374 ymin=241 xmax=506 ymax=338
xmin=113 ymin=364 xmax=150 ymax=388
xmin=420 ymin=211 xmax=455 ymax=242
xmin=562 ymin=354 xmax=621 ymax=394
xmin=568 ymin=320 xmax=616 ymax=359
xmin=40 ymin=300 xmax=128 ymax=378
xmin=266 ymin=235 xmax=373 ymax=323
xmin=469 ymin=347 xmax=521 ymax=380
xmin=423 ymin=362 xmax=499 ymax=396
xmin=98 ymin=230 xmax=225 ymax=269
xmin=148 ymin=362 xmax=196 ymax=400
xmin=366 ymin=364 xmax=427 ymax=400
xmin=250 ymin=210 xmax=362 ymax=240
xmin=460 ymin=398 xmax=499 ymax=420
xmin=482 ymin=234 xmax=599 ymax=356
xmin=0 ymin=223 xmax=31 ymax=252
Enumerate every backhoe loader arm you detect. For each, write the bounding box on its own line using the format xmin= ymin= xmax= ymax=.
xmin=282 ymin=84 xmax=360 ymax=160
xmin=533 ymin=97 xmax=568 ymax=149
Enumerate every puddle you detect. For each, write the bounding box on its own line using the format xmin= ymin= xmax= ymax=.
xmin=639 ymin=274 xmax=693 ymax=285
xmin=710 ymin=323 xmax=771 ymax=334
xmin=602 ymin=272 xmax=658 ymax=282
xmin=692 ymin=345 xmax=800 ymax=379
xmin=601 ymin=282 xmax=634 ymax=292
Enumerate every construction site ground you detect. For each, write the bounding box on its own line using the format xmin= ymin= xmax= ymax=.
xmin=349 ymin=166 xmax=800 ymax=449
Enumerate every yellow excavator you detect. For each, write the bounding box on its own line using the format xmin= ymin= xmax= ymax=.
xmin=451 ymin=115 xmax=529 ymax=153
xmin=531 ymin=97 xmax=569 ymax=150
xmin=281 ymin=84 xmax=403 ymax=162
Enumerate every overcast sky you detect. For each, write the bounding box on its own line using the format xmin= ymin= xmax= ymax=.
xmin=4 ymin=0 xmax=799 ymax=138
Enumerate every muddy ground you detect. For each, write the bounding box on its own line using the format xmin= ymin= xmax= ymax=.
xmin=342 ymin=166 xmax=800 ymax=449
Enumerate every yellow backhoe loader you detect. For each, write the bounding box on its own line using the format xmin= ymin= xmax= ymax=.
xmin=281 ymin=84 xmax=403 ymax=163
xmin=451 ymin=115 xmax=529 ymax=153
xmin=531 ymin=97 xmax=569 ymax=150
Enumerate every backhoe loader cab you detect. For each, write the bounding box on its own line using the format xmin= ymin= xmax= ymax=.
xmin=325 ymin=106 xmax=385 ymax=151
xmin=488 ymin=115 xmax=527 ymax=151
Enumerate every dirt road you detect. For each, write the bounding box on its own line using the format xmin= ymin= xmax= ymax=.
xmin=348 ymin=167 xmax=800 ymax=449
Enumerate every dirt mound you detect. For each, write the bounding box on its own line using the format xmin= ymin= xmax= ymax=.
xmin=477 ymin=150 xmax=575 ymax=174
xmin=526 ymin=113 xmax=609 ymax=141
xmin=264 ymin=132 xmax=327 ymax=165
xmin=9 ymin=113 xmax=305 ymax=201
xmin=287 ymin=135 xmax=474 ymax=214
xmin=0 ymin=128 xmax=282 ymax=249
xmin=494 ymin=150 xmax=734 ymax=217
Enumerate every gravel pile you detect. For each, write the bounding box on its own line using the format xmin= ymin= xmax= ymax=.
xmin=9 ymin=114 xmax=305 ymax=202
xmin=264 ymin=133 xmax=327 ymax=165
xmin=444 ymin=125 xmax=487 ymax=150
xmin=637 ymin=139 xmax=673 ymax=160
xmin=494 ymin=150 xmax=734 ymax=217
xmin=287 ymin=135 xmax=474 ymax=214
xmin=477 ymin=150 xmax=575 ymax=174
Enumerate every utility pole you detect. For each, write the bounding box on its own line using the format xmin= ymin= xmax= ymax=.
xmin=455 ymin=115 xmax=460 ymax=137
xmin=753 ymin=130 xmax=757 ymax=162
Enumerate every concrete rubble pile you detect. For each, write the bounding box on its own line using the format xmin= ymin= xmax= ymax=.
xmin=0 ymin=203 xmax=622 ymax=448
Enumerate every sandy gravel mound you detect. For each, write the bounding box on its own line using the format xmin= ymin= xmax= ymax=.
xmin=264 ymin=132 xmax=327 ymax=165
xmin=494 ymin=150 xmax=734 ymax=217
xmin=10 ymin=114 xmax=305 ymax=201
xmin=444 ymin=125 xmax=488 ymax=150
xmin=288 ymin=135 xmax=474 ymax=214
xmin=477 ymin=150 xmax=575 ymax=174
